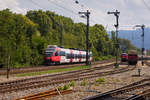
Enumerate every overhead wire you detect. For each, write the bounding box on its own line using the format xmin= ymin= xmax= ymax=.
xmin=29 ymin=0 xmax=84 ymax=23
xmin=47 ymin=0 xmax=84 ymax=24
xmin=30 ymin=0 xmax=97 ymax=24
xmin=50 ymin=0 xmax=97 ymax=24
xmin=142 ymin=0 xmax=150 ymax=11
xmin=48 ymin=0 xmax=79 ymax=15
xmin=71 ymin=0 xmax=98 ymax=24
xmin=30 ymin=0 xmax=45 ymax=9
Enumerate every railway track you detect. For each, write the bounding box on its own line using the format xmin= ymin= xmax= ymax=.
xmin=143 ymin=56 xmax=150 ymax=67
xmin=0 ymin=59 xmax=114 ymax=75
xmin=0 ymin=63 xmax=136 ymax=94
xmin=145 ymin=61 xmax=150 ymax=67
xmin=123 ymin=88 xmax=150 ymax=100
xmin=13 ymin=89 xmax=72 ymax=100
xmin=0 ymin=62 xmax=114 ymax=86
xmin=82 ymin=78 xmax=150 ymax=100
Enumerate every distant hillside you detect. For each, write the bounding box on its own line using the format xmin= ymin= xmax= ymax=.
xmin=108 ymin=28 xmax=150 ymax=50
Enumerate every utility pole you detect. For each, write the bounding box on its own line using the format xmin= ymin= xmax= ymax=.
xmin=7 ymin=55 xmax=10 ymax=79
xmin=107 ymin=10 xmax=120 ymax=68
xmin=135 ymin=24 xmax=145 ymax=66
xmin=79 ymin=10 xmax=90 ymax=65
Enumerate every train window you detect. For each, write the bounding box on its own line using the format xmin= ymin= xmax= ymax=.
xmin=45 ymin=52 xmax=53 ymax=57
xmin=66 ymin=54 xmax=69 ymax=59
xmin=77 ymin=54 xmax=79 ymax=58
xmin=78 ymin=54 xmax=81 ymax=58
xmin=46 ymin=48 xmax=55 ymax=52
xmin=60 ymin=51 xmax=65 ymax=56
xmin=80 ymin=54 xmax=82 ymax=58
xmin=81 ymin=54 xmax=84 ymax=58
xmin=75 ymin=54 xmax=78 ymax=59
xmin=67 ymin=53 xmax=71 ymax=59
xmin=89 ymin=54 xmax=92 ymax=57
xmin=71 ymin=54 xmax=74 ymax=58
xmin=74 ymin=54 xmax=76 ymax=58
xmin=55 ymin=52 xmax=59 ymax=56
xmin=83 ymin=55 xmax=86 ymax=58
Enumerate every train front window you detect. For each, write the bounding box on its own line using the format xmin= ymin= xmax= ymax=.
xmin=45 ymin=52 xmax=53 ymax=57
xmin=45 ymin=48 xmax=56 ymax=57
xmin=46 ymin=48 xmax=56 ymax=52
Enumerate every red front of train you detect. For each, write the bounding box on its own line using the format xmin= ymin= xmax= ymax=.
xmin=128 ymin=50 xmax=138 ymax=65
xmin=44 ymin=45 xmax=60 ymax=65
xmin=121 ymin=53 xmax=128 ymax=62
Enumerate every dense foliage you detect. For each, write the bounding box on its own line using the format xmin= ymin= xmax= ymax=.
xmin=0 ymin=9 xmax=137 ymax=67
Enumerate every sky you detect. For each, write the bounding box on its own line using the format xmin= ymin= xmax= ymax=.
xmin=1 ymin=0 xmax=150 ymax=31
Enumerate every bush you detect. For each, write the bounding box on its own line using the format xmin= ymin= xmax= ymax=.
xmin=58 ymin=86 xmax=63 ymax=91
xmin=69 ymin=81 xmax=75 ymax=87
xmin=102 ymin=56 xmax=109 ymax=60
xmin=94 ymin=82 xmax=99 ymax=86
xmin=63 ymin=84 xmax=70 ymax=90
xmin=107 ymin=55 xmax=113 ymax=58
xmin=94 ymin=56 xmax=103 ymax=61
xmin=95 ymin=77 xmax=105 ymax=84
xmin=81 ymin=79 xmax=88 ymax=86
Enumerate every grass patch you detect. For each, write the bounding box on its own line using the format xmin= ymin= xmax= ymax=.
xmin=69 ymin=81 xmax=75 ymax=87
xmin=63 ymin=84 xmax=70 ymax=90
xmin=58 ymin=83 xmax=72 ymax=91
xmin=58 ymin=86 xmax=64 ymax=91
xmin=16 ymin=65 xmax=90 ymax=77
xmin=95 ymin=77 xmax=105 ymax=84
xmin=81 ymin=79 xmax=88 ymax=86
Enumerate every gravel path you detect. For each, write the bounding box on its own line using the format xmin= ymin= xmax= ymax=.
xmin=0 ymin=61 xmax=150 ymax=100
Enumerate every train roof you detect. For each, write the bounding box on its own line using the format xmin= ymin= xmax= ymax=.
xmin=46 ymin=45 xmax=91 ymax=52
xmin=47 ymin=45 xmax=57 ymax=48
xmin=128 ymin=50 xmax=137 ymax=54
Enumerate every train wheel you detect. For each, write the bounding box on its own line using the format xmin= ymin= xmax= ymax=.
xmin=135 ymin=61 xmax=137 ymax=65
xmin=128 ymin=61 xmax=133 ymax=65
xmin=128 ymin=62 xmax=130 ymax=65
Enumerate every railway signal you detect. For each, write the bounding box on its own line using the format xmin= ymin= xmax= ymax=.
xmin=107 ymin=10 xmax=120 ymax=68
xmin=78 ymin=10 xmax=90 ymax=65
xmin=135 ymin=24 xmax=145 ymax=66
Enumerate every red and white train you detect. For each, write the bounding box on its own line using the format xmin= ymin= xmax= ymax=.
xmin=44 ymin=45 xmax=92 ymax=65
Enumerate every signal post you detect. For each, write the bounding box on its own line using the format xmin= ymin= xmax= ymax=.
xmin=107 ymin=10 xmax=120 ymax=68
xmin=79 ymin=10 xmax=90 ymax=65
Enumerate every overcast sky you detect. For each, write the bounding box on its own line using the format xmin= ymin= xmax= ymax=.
xmin=1 ymin=0 xmax=150 ymax=31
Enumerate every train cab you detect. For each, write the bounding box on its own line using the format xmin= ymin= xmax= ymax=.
xmin=128 ymin=50 xmax=138 ymax=65
xmin=121 ymin=53 xmax=128 ymax=62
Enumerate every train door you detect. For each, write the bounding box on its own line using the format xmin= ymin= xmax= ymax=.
xmin=60 ymin=50 xmax=66 ymax=63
